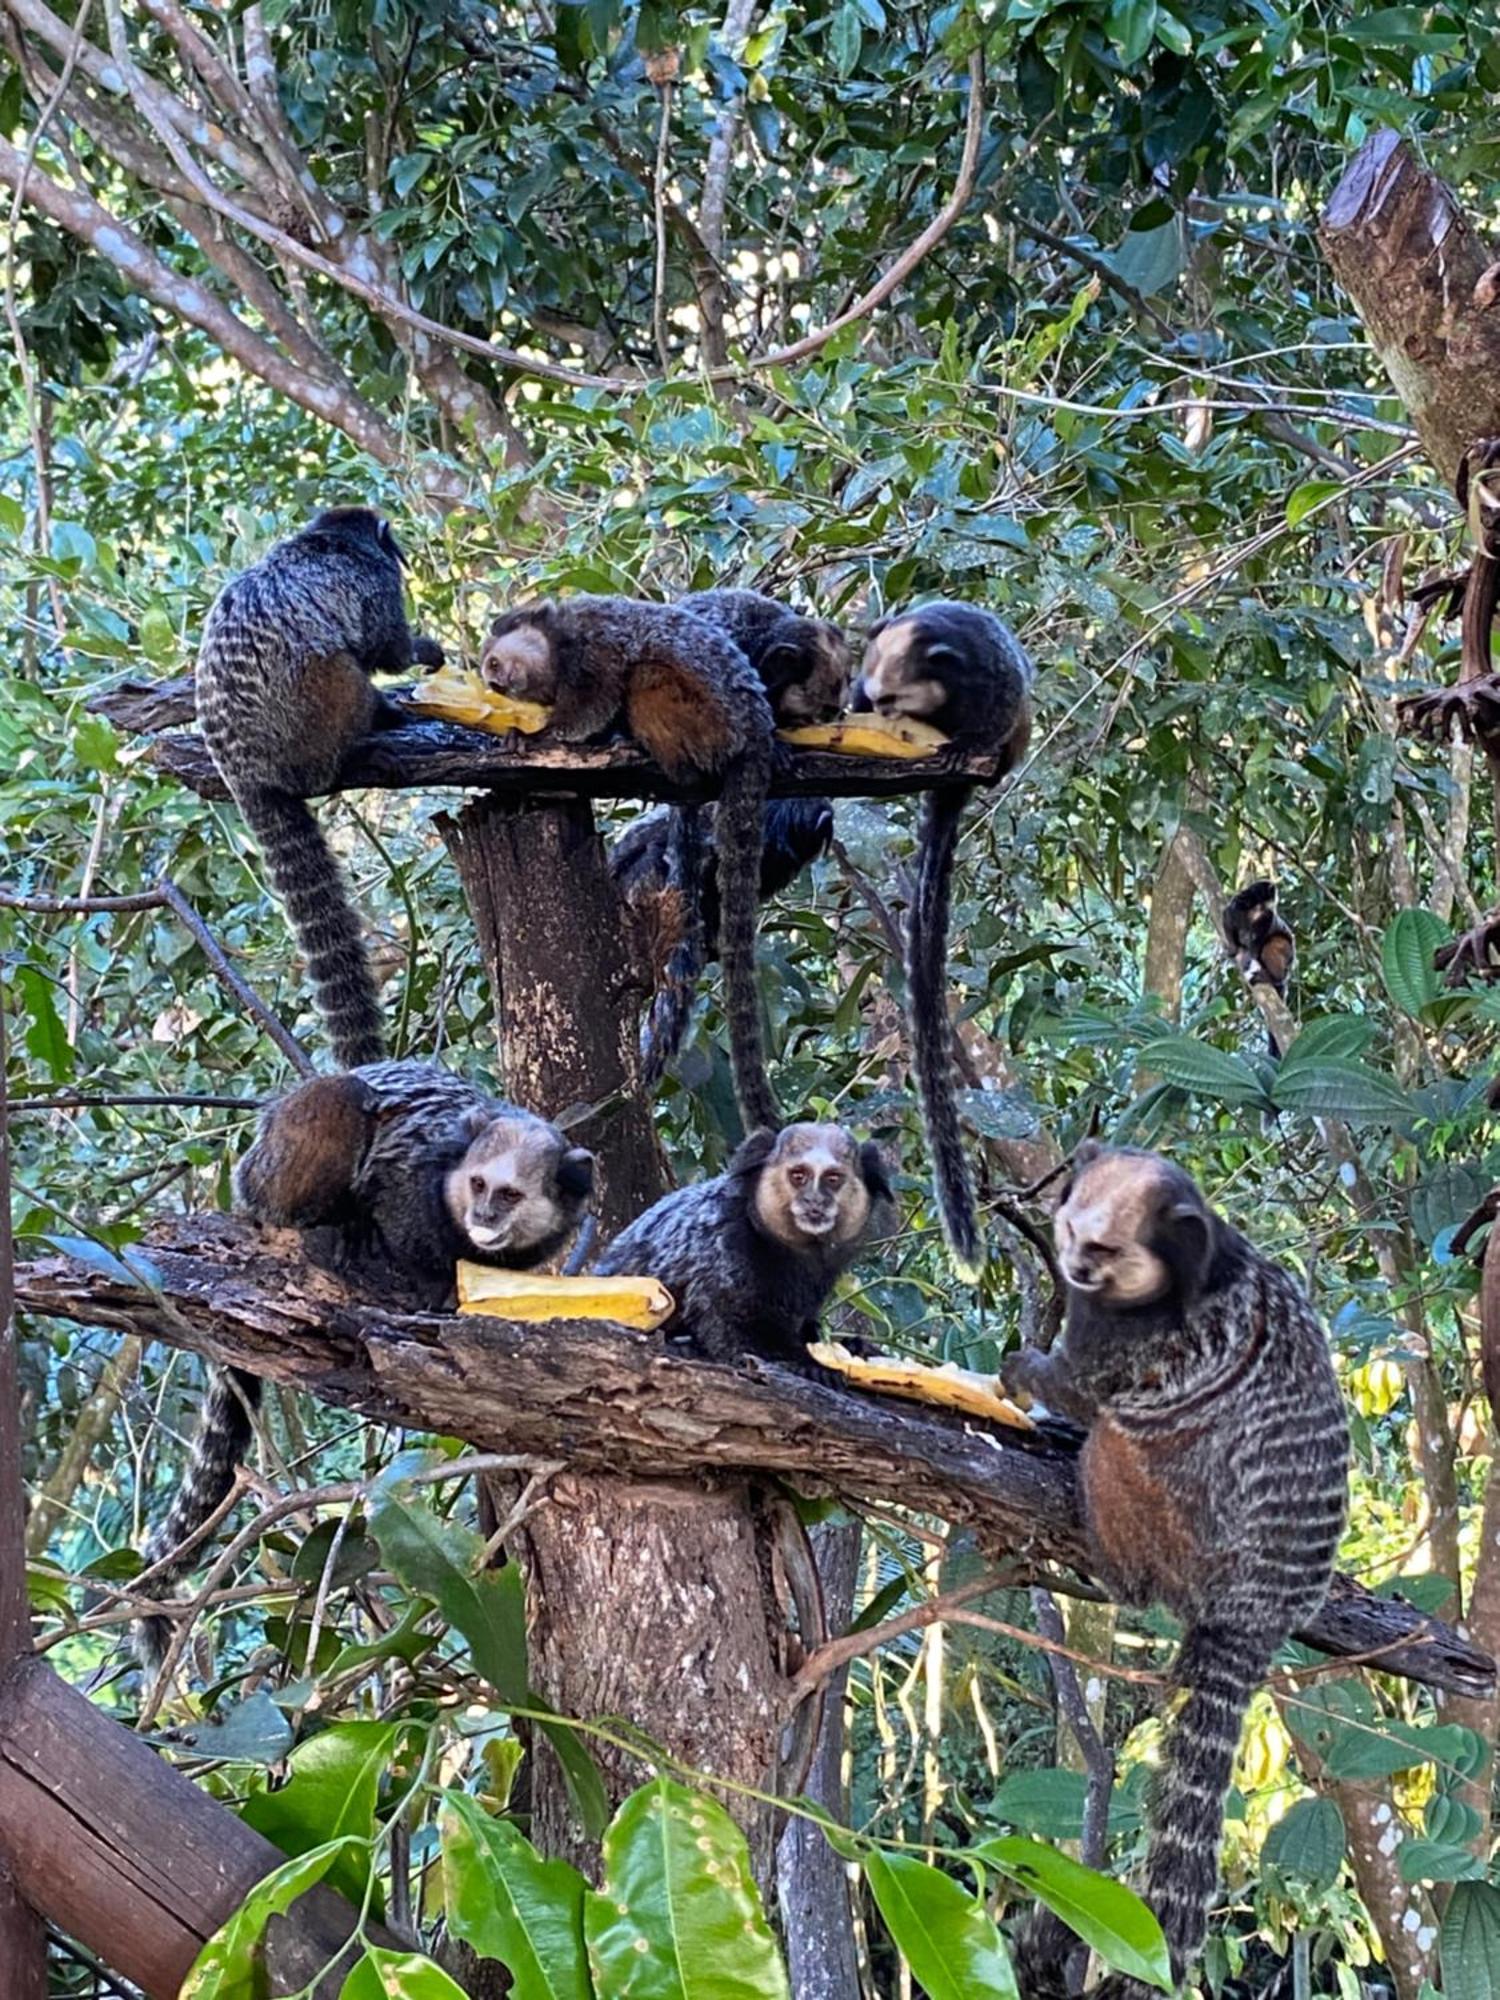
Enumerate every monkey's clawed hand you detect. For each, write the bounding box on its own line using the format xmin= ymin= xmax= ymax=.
xmin=1399 ymin=676 xmax=1500 ymax=747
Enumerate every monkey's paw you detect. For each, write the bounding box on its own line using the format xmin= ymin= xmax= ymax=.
xmin=1399 ymin=676 xmax=1500 ymax=746
xmin=1436 ymin=913 xmax=1500 ymax=987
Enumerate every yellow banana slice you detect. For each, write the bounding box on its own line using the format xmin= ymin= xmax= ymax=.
xmin=405 ymin=666 xmax=552 ymax=736
xmin=808 ymin=1341 xmax=1035 ymax=1427
xmin=456 ymin=1265 xmax=676 ymax=1329
xmin=778 ymin=715 xmax=952 ymax=759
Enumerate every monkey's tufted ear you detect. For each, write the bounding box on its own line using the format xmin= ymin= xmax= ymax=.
xmin=557 ymin=1147 xmax=596 ymax=1200
xmin=727 ymin=1129 xmax=778 ymax=1180
xmin=1073 ymin=1138 xmax=1104 ymax=1168
xmin=857 ymin=1142 xmax=895 ymax=1206
xmin=758 ymin=641 xmax=802 ymax=692
xmin=1159 ymin=1199 xmax=1213 ymax=1296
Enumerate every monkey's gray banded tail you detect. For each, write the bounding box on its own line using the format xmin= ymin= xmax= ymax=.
xmin=132 ymin=1365 xmax=261 ymax=1672
xmin=908 ymin=787 xmax=983 ymax=1279
xmin=236 ymin=785 xmax=385 ymax=1071
xmin=715 ymin=750 xmax=780 ymax=1133
xmin=1034 ymin=1622 xmax=1273 ymax=2000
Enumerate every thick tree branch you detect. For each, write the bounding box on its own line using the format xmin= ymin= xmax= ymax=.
xmin=13 ymin=1219 xmax=1495 ymax=1699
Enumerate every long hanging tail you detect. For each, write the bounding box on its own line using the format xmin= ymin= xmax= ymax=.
xmin=640 ymin=806 xmax=708 ymax=1088
xmin=132 ymin=1366 xmax=262 ymax=1673
xmin=1087 ymin=1623 xmax=1269 ymax=2000
xmin=715 ymin=749 xmax=779 ymax=1132
xmin=907 ymin=787 xmax=982 ymax=1279
xmin=236 ymin=785 xmax=385 ymax=1070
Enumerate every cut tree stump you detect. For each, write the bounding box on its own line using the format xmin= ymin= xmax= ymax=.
xmin=14 ymin=1221 xmax=1495 ymax=1701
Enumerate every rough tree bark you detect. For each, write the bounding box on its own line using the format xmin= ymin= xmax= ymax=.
xmin=0 ymin=1009 xmax=47 ymax=2000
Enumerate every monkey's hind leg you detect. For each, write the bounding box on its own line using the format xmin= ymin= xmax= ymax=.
xmin=235 ymin=1071 xmax=377 ymax=1226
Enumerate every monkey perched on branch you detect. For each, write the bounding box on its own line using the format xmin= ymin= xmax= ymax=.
xmin=850 ymin=602 xmax=1034 ymax=1280
xmin=195 ymin=507 xmax=443 ymax=1069
xmin=133 ymin=1062 xmax=593 ymax=1673
xmin=1221 ymin=878 xmax=1295 ymax=1056
xmin=1003 ymin=1143 xmax=1347 ymax=1999
xmin=481 ymin=596 xmax=780 ymax=1130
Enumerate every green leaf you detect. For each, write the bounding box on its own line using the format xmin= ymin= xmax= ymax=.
xmin=1135 ymin=1035 xmax=1269 ymax=1106
xmin=440 ymin=1791 xmax=590 ymax=1999
xmin=368 ymin=1487 xmax=607 ymax=1838
xmin=1276 ymin=1015 xmax=1374 ymax=1066
xmin=1441 ymin=1881 xmax=1500 ymax=1999
xmin=13 ymin=965 xmax=74 ymax=1082
xmin=1286 ymin=479 xmax=1345 ymax=529
xmin=1106 ymin=0 xmax=1157 ymax=64
xmin=584 ymin=1778 xmax=791 ymax=1999
xmin=340 ymin=1947 xmax=470 ymax=1999
xmin=241 ymin=1721 xmax=399 ymax=1904
xmin=863 ymin=1849 xmax=1018 ymax=1999
xmin=1270 ymin=1060 xmax=1412 ymax=1127
xmin=1260 ymin=1797 xmax=1345 ymax=1890
xmin=1382 ymin=908 xmax=1448 ymax=1017
xmin=50 ymin=519 xmax=96 ymax=570
xmin=181 ymin=1839 xmax=361 ymax=1999
xmin=975 ymin=1837 xmax=1170 ymax=1990
xmin=991 ymin=1768 xmax=1139 ymax=1841
xmin=1399 ymin=1838 xmax=1485 ymax=1884
xmin=828 ymin=2 xmax=862 ymax=75
xmin=368 ymin=1488 xmax=528 ymax=1699
xmin=138 ymin=603 xmax=178 ymax=666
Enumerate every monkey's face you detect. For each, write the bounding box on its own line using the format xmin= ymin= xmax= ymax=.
xmin=480 ymin=613 xmax=559 ymax=705
xmin=446 ymin=1117 xmax=594 ymax=1258
xmin=855 ymin=618 xmax=948 ymax=722
xmin=754 ymin=1124 xmax=872 ymax=1247
xmin=763 ymin=622 xmax=853 ymax=725
xmin=1054 ymin=1143 xmax=1212 ymax=1308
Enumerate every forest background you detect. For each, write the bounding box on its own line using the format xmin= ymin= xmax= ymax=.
xmin=4 ymin=0 xmax=1500 ymax=1993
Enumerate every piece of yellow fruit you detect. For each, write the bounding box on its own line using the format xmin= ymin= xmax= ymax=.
xmin=456 ymin=1265 xmax=676 ymax=1329
xmin=779 ymin=715 xmax=952 ymax=759
xmin=405 ymin=667 xmax=552 ymax=736
xmin=807 ymin=1341 xmax=1035 ymax=1428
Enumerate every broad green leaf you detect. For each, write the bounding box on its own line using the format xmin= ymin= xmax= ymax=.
xmin=991 ymin=1768 xmax=1140 ymax=1840
xmin=1135 ymin=1035 xmax=1268 ymax=1106
xmin=368 ymin=1488 xmax=607 ymax=1837
xmin=50 ymin=519 xmax=96 ymax=570
xmin=1441 ymin=1881 xmax=1500 ymax=1999
xmin=863 ymin=1849 xmax=1018 ymax=1999
xmin=1106 ymin=0 xmax=1157 ymax=65
xmin=1275 ymin=1015 xmax=1374 ymax=1066
xmin=1286 ymin=479 xmax=1344 ymax=528
xmin=241 ymin=1721 xmax=399 ymax=1904
xmin=340 ymin=1947 xmax=470 ymax=1999
xmin=14 ymin=965 xmax=74 ymax=1082
xmin=1322 ymin=1719 xmax=1480 ymax=1783
xmin=1382 ymin=909 xmax=1447 ymax=1017
xmin=1260 ymin=1797 xmax=1345 ymax=1890
xmin=584 ymin=1778 xmax=791 ymax=1999
xmin=828 ymin=3 xmax=862 ymax=75
xmin=441 ymin=1791 xmax=590 ymax=2000
xmin=368 ymin=1489 xmax=527 ymax=1699
xmin=975 ymin=1837 xmax=1170 ymax=1990
xmin=1399 ymin=1839 xmax=1485 ymax=1884
xmin=1270 ymin=1060 xmax=1411 ymax=1127
xmin=181 ymin=1838 xmax=361 ymax=1999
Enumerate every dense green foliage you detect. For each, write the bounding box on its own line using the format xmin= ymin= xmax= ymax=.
xmin=7 ymin=0 xmax=1500 ymax=1991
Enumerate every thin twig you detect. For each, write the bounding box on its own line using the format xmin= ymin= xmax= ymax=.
xmin=651 ymin=77 xmax=673 ymax=373
xmin=1031 ymin=1587 xmax=1114 ymax=1866
xmin=9 ymin=1092 xmax=258 ymax=1113
xmin=153 ymin=876 xmax=316 ymax=1075
xmin=791 ymin=1570 xmax=1010 ymax=1698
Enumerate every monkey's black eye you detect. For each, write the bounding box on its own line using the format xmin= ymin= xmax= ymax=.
xmin=823 ymin=1172 xmax=845 ymax=1192
xmin=788 ymin=1166 xmax=810 ymax=1188
xmin=469 ymin=1174 xmax=486 ymax=1197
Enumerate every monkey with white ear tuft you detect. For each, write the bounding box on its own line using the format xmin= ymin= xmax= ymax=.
xmin=1003 ymin=1143 xmax=1347 ymax=1999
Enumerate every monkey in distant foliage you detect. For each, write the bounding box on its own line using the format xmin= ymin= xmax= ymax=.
xmin=481 ymin=595 xmax=779 ymax=1129
xmin=195 ymin=507 xmax=443 ymax=1069
xmin=133 ymin=1061 xmax=592 ymax=1673
xmin=594 ymin=1122 xmax=894 ymax=1366
xmin=1002 ymin=1143 xmax=1347 ymax=2000
xmin=1222 ymin=879 xmax=1295 ymax=1057
xmin=851 ymin=602 xmax=1034 ymax=1280
xmin=610 ymin=797 xmax=836 ymax=1084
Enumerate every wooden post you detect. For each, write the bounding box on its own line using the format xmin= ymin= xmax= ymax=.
xmin=0 ymin=1002 xmax=46 ymax=2000
xmin=441 ymin=793 xmax=792 ymax=1885
xmin=0 ymin=1655 xmax=370 ymax=1999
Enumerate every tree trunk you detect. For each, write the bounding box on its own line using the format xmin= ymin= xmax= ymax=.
xmin=778 ymin=1521 xmax=863 ymax=2000
xmin=0 ymin=1007 xmax=46 ymax=2000
xmin=440 ymin=793 xmax=789 ymax=1883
